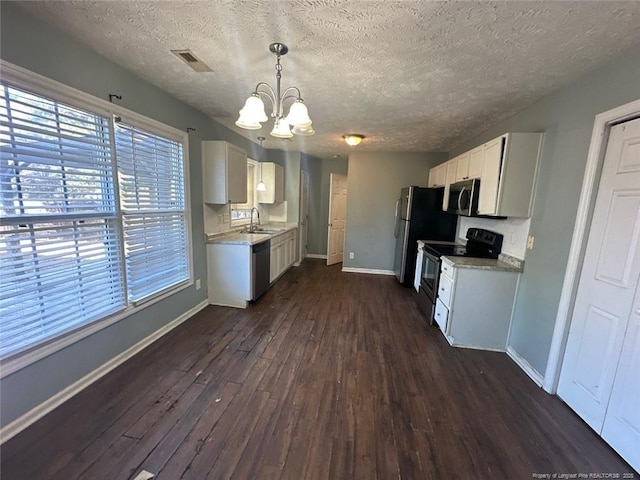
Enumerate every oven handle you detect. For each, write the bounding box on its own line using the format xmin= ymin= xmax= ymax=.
xmin=458 ymin=187 xmax=465 ymax=214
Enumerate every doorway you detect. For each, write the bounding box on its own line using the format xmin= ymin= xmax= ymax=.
xmin=327 ymin=173 xmax=347 ymax=266
xmin=299 ymin=170 xmax=309 ymax=263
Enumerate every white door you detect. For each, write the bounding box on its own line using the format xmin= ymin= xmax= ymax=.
xmin=558 ymin=118 xmax=640 ymax=470
xmin=327 ymin=173 xmax=347 ymax=266
xmin=299 ymin=170 xmax=309 ymax=262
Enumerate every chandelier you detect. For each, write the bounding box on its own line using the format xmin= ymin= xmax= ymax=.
xmin=235 ymin=43 xmax=314 ymax=138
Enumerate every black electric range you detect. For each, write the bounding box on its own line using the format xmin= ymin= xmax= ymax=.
xmin=423 ymin=228 xmax=504 ymax=260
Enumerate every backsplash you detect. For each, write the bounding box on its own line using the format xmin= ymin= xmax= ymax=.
xmin=203 ymin=202 xmax=287 ymax=234
xmin=457 ymin=216 xmax=531 ymax=259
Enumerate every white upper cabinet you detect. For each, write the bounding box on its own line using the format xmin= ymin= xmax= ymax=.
xmin=257 ymin=162 xmax=284 ymax=204
xmin=455 ymin=148 xmax=483 ymax=182
xmin=454 ymin=152 xmax=470 ymax=182
xmin=428 ymin=163 xmax=447 ymax=187
xmin=477 ymin=132 xmax=544 ymax=217
xmin=467 ymin=145 xmax=484 ymax=179
xmin=442 ymin=158 xmax=458 ymax=210
xmin=202 ymin=140 xmax=247 ymax=204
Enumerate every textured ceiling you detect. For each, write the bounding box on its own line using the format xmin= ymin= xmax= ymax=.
xmin=15 ymin=1 xmax=640 ymax=159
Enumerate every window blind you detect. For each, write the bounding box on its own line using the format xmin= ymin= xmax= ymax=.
xmin=114 ymin=121 xmax=189 ymax=303
xmin=0 ymin=84 xmax=125 ymax=357
xmin=1 ymin=78 xmax=191 ymax=359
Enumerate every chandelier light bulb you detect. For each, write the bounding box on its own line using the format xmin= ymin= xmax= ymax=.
xmin=286 ymin=100 xmax=312 ymax=127
xmin=292 ymin=124 xmax=315 ymax=136
xmin=271 ymin=119 xmax=293 ymax=138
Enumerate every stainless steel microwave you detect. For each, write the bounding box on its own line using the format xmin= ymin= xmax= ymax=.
xmin=446 ymin=179 xmax=480 ymax=216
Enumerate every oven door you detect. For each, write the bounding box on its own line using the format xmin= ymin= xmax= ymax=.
xmin=418 ymin=248 xmax=441 ymax=324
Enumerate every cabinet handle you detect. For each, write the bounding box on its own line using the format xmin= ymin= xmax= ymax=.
xmin=436 ymin=312 xmax=441 ymax=316
xmin=440 ymin=287 xmax=445 ymax=292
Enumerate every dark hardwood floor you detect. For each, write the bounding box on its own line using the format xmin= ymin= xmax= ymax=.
xmin=1 ymin=259 xmax=634 ymax=479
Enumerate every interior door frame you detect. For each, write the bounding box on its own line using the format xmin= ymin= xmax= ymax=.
xmin=544 ymin=98 xmax=640 ymax=394
xmin=298 ymin=169 xmax=309 ymax=264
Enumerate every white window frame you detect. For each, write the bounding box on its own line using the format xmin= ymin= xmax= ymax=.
xmin=0 ymin=61 xmax=193 ymax=377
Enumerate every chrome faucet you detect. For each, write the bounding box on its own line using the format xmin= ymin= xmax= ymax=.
xmin=249 ymin=207 xmax=260 ymax=232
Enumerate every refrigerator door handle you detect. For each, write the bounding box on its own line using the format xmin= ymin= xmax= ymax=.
xmin=394 ymin=198 xmax=401 ymax=238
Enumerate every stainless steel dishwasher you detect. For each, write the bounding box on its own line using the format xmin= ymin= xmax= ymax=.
xmin=251 ymin=239 xmax=271 ymax=300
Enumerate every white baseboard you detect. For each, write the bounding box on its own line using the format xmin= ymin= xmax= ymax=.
xmin=507 ymin=345 xmax=544 ymax=387
xmin=0 ymin=300 xmax=209 ymax=444
xmin=341 ymin=267 xmax=395 ymax=276
xmin=305 ymin=254 xmax=327 ymax=259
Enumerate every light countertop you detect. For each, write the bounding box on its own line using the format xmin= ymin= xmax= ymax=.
xmin=205 ymin=223 xmax=298 ymax=246
xmin=441 ymin=254 xmax=524 ymax=273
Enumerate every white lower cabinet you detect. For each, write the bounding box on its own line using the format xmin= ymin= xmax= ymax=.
xmin=437 ymin=257 xmax=519 ymax=351
xmin=269 ymin=229 xmax=297 ymax=283
xmin=206 ymin=243 xmax=252 ymax=308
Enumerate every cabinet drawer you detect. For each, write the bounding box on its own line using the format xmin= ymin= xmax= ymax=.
xmin=434 ymin=299 xmax=449 ymax=335
xmin=438 ymin=273 xmax=453 ymax=308
xmin=441 ymin=261 xmax=454 ymax=280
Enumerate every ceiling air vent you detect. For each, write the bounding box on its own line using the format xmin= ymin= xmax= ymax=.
xmin=171 ymin=49 xmax=212 ymax=72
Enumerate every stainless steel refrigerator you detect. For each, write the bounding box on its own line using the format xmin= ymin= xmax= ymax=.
xmin=393 ymin=186 xmax=457 ymax=286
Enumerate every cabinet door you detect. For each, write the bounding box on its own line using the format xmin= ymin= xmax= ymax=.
xmin=443 ymin=159 xmax=458 ymax=210
xmin=455 ymin=152 xmax=470 ymax=182
xmin=477 ymin=137 xmax=503 ymax=215
xmin=202 ymin=141 xmax=248 ymax=204
xmin=436 ymin=164 xmax=447 ymax=186
xmin=274 ymin=164 xmax=284 ymax=203
xmin=270 ymin=244 xmax=278 ymax=282
xmin=468 ymin=146 xmax=483 ymax=179
xmin=434 ymin=299 xmax=449 ymax=335
xmin=226 ymin=144 xmax=248 ymax=204
xmin=428 ymin=166 xmax=439 ymax=187
xmin=287 ymin=236 xmax=295 ymax=267
xmin=429 ymin=164 xmax=446 ymax=188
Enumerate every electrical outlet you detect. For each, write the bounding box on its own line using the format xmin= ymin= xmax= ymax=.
xmin=527 ymin=235 xmax=535 ymax=250
xmin=195 ymin=279 xmax=201 ymax=290
xmin=349 ymin=252 xmax=354 ymax=259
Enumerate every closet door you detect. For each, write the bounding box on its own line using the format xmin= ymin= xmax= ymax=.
xmin=601 ymin=279 xmax=640 ymax=470
xmin=557 ymin=118 xmax=640 ymax=424
xmin=557 ymin=118 xmax=640 ymax=471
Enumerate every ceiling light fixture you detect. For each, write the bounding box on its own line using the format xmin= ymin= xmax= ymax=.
xmin=256 ymin=136 xmax=267 ymax=192
xmin=343 ymin=134 xmax=364 ymax=146
xmin=236 ymin=43 xmax=314 ymax=138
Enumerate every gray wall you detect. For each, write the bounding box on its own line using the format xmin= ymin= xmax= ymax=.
xmin=449 ymin=46 xmax=640 ymax=375
xmin=300 ymin=154 xmax=323 ymax=255
xmin=0 ymin=2 xmax=261 ymax=428
xmin=343 ymin=152 xmax=448 ymax=270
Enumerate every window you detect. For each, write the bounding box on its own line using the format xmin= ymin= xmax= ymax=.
xmin=0 ymin=76 xmax=190 ymax=359
xmin=230 ymin=159 xmax=257 ymax=224
xmin=114 ymin=120 xmax=189 ymax=302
